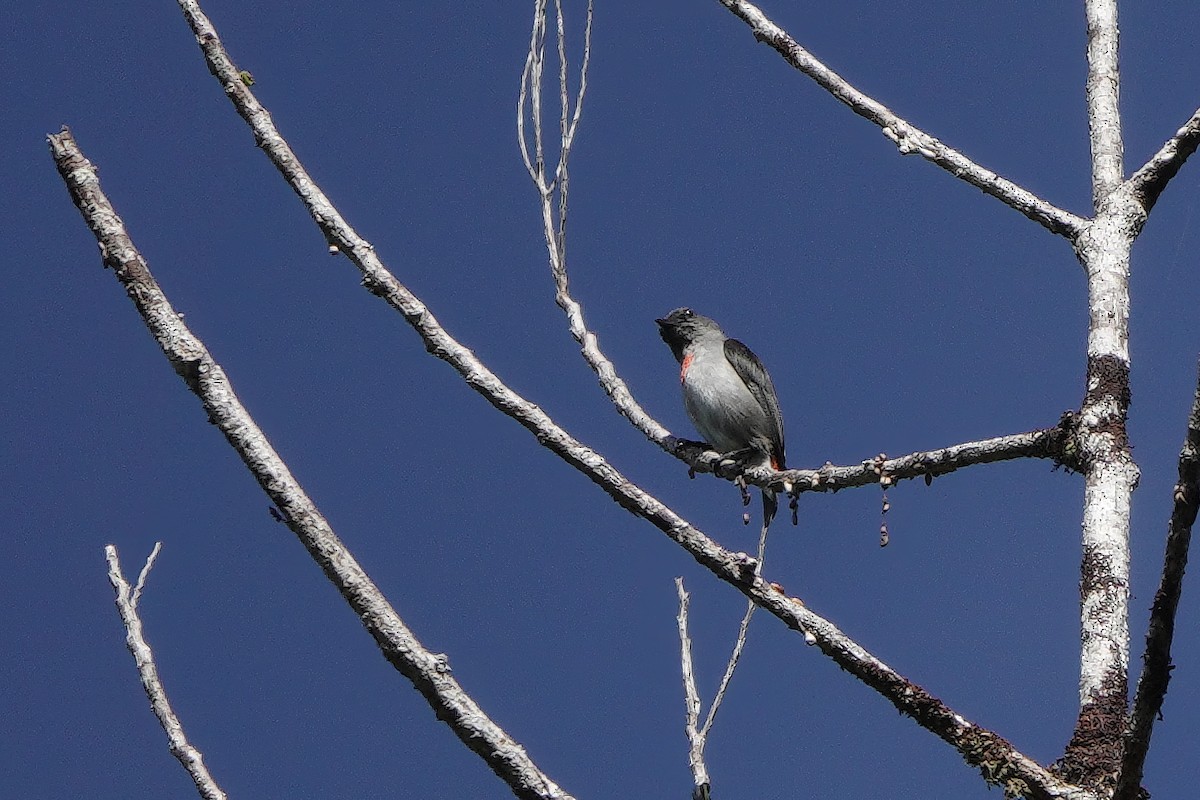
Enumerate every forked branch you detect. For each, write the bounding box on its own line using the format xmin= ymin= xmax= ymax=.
xmin=519 ymin=0 xmax=676 ymax=447
xmin=106 ymin=543 xmax=228 ymax=800
xmin=66 ymin=3 xmax=1095 ymax=796
xmin=675 ymin=523 xmax=771 ymax=798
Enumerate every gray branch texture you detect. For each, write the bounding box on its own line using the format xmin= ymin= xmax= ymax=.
xmin=44 ymin=0 xmax=1200 ymax=798
xmin=106 ymin=544 xmax=228 ymax=800
xmin=51 ymin=129 xmax=574 ymax=800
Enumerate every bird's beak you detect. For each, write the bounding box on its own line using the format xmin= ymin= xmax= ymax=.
xmin=655 ymin=318 xmax=668 ymax=328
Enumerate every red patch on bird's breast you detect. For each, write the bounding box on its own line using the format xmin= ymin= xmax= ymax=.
xmin=680 ymin=353 xmax=693 ymax=384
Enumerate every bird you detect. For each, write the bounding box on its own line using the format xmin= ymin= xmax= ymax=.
xmin=656 ymin=307 xmax=788 ymax=533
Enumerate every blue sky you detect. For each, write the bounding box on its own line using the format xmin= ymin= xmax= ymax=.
xmin=6 ymin=1 xmax=1200 ymax=797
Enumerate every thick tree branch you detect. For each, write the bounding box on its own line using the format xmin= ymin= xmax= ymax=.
xmin=110 ymin=5 xmax=1091 ymax=795
xmin=1125 ymin=106 xmax=1200 ymax=214
xmin=106 ymin=544 xmax=228 ymax=800
xmin=714 ymin=0 xmax=1086 ymax=240
xmin=1059 ymin=2 xmax=1138 ymax=790
xmin=1116 ymin=361 xmax=1200 ymax=800
xmin=52 ymin=129 xmax=573 ymax=800
xmin=53 ymin=130 xmax=1083 ymax=800
xmin=1084 ymin=0 xmax=1125 ymax=207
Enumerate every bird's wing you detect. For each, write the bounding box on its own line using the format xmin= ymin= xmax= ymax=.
xmin=724 ymin=337 xmax=786 ymax=469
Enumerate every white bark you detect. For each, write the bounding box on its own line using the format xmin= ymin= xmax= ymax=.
xmin=57 ymin=0 xmax=1200 ymax=797
xmin=717 ymin=0 xmax=1086 ymax=239
xmin=1085 ymin=0 xmax=1124 ymax=204
xmin=54 ymin=5 xmax=1082 ymax=788
xmin=52 ymin=128 xmax=575 ymax=800
xmin=106 ymin=544 xmax=228 ymax=800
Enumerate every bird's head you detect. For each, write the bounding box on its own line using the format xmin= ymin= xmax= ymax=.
xmin=656 ymin=307 xmax=723 ymax=361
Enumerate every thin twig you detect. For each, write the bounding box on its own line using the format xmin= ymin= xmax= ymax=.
xmin=517 ymin=4 xmax=542 ymax=184
xmin=714 ymin=0 xmax=1085 ymax=240
xmin=675 ymin=524 xmax=769 ymax=798
xmin=519 ymin=0 xmax=678 ymax=450
xmin=700 ymin=522 xmax=769 ymax=741
xmin=52 ymin=128 xmax=573 ymax=800
xmin=1116 ymin=360 xmax=1200 ymax=800
xmin=521 ymin=3 xmax=1067 ymax=505
xmin=106 ymin=544 xmax=228 ymax=800
xmin=131 ymin=540 xmax=163 ymax=609
xmin=136 ymin=6 xmax=1094 ymax=795
xmin=676 ymin=579 xmax=710 ymax=797
xmin=553 ymin=0 xmax=569 ymax=255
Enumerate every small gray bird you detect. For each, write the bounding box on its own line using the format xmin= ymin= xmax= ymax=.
xmin=656 ymin=308 xmax=788 ymax=530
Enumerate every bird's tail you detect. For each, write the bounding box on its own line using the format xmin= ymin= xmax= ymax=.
xmin=762 ymin=487 xmax=777 ymax=534
xmin=753 ymin=488 xmax=776 ymax=578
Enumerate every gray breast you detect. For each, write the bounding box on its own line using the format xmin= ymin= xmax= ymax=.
xmin=682 ymin=353 xmax=768 ymax=453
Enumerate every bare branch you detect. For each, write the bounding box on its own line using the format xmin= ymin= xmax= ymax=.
xmin=556 ymin=0 xmax=592 ymax=180
xmin=1126 ymin=106 xmax=1200 ymax=214
xmin=131 ymin=540 xmax=163 ymax=609
xmin=141 ymin=7 xmax=1092 ymax=795
xmin=675 ymin=579 xmax=710 ymax=798
xmin=1084 ymin=0 xmax=1125 ymax=206
xmin=517 ymin=5 xmax=543 ymax=184
xmin=106 ymin=544 xmax=228 ymax=800
xmin=518 ymin=0 xmax=677 ymax=450
xmin=1058 ymin=2 xmax=1138 ymax=788
xmin=675 ymin=525 xmax=769 ymax=797
xmin=52 ymin=128 xmax=573 ymax=800
xmin=55 ymin=115 xmax=1082 ymax=800
xmin=520 ymin=5 xmax=1075 ymax=510
xmin=714 ymin=0 xmax=1086 ymax=240
xmin=1116 ymin=361 xmax=1200 ymax=800
xmin=672 ymin=423 xmax=1076 ymax=501
xmin=700 ymin=522 xmax=769 ymax=741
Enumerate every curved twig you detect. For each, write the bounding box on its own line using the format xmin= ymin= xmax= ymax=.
xmin=518 ymin=0 xmax=674 ymax=447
